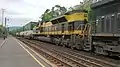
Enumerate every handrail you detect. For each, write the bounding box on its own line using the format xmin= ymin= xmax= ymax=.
xmin=81 ymin=23 xmax=92 ymax=40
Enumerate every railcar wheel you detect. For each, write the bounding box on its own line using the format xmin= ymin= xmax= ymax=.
xmin=94 ymin=46 xmax=108 ymax=55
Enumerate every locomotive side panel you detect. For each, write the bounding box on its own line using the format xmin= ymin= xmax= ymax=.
xmin=92 ymin=1 xmax=120 ymax=35
xmin=92 ymin=0 xmax=120 ymax=56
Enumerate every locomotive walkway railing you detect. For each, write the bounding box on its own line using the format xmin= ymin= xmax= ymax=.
xmin=78 ymin=23 xmax=93 ymax=51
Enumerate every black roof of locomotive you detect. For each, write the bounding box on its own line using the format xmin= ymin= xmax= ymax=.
xmin=91 ymin=0 xmax=119 ymax=9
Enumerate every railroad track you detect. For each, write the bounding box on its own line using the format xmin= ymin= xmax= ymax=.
xmin=18 ymin=38 xmax=119 ymax=67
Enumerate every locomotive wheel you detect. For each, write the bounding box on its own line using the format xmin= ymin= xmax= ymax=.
xmin=94 ymin=46 xmax=108 ymax=55
xmin=75 ymin=44 xmax=83 ymax=50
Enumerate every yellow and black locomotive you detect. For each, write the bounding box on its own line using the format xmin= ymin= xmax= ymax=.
xmin=33 ymin=10 xmax=92 ymax=51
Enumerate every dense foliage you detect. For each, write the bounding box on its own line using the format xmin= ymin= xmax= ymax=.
xmin=41 ymin=5 xmax=67 ymax=22
xmin=0 ymin=25 xmax=6 ymax=37
xmin=41 ymin=0 xmax=92 ymax=22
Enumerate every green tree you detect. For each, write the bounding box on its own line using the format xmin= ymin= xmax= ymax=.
xmin=50 ymin=5 xmax=67 ymax=17
xmin=41 ymin=5 xmax=67 ymax=22
xmin=41 ymin=9 xmax=53 ymax=22
xmin=71 ymin=0 xmax=92 ymax=11
xmin=0 ymin=25 xmax=5 ymax=35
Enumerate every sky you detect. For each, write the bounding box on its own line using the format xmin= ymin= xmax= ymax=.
xmin=0 ymin=0 xmax=83 ymax=27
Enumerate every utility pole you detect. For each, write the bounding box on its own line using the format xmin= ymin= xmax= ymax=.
xmin=5 ymin=17 xmax=6 ymax=28
xmin=4 ymin=17 xmax=9 ymax=38
xmin=1 ymin=9 xmax=5 ymax=26
xmin=4 ymin=17 xmax=7 ymax=39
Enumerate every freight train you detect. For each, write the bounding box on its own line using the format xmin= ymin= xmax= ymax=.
xmin=17 ymin=0 xmax=120 ymax=57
